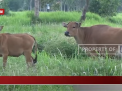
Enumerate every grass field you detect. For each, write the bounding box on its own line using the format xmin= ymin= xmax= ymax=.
xmin=0 ymin=85 xmax=74 ymax=91
xmin=0 ymin=11 xmax=122 ymax=90
xmin=0 ymin=11 xmax=122 ymax=76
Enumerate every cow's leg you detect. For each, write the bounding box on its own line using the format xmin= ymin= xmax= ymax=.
xmin=2 ymin=48 xmax=9 ymax=68
xmin=24 ymin=50 xmax=33 ymax=68
xmin=3 ymin=54 xmax=8 ymax=68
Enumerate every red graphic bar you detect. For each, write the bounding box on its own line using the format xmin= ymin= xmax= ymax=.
xmin=0 ymin=76 xmax=122 ymax=84
xmin=0 ymin=9 xmax=5 ymax=15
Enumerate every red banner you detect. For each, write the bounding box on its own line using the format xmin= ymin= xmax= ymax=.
xmin=0 ymin=76 xmax=122 ymax=84
xmin=0 ymin=9 xmax=5 ymax=15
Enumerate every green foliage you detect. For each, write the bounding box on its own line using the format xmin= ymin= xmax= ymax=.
xmin=8 ymin=0 xmax=24 ymax=11
xmin=26 ymin=11 xmax=41 ymax=24
xmin=41 ymin=35 xmax=77 ymax=58
xmin=89 ymin=0 xmax=121 ymax=16
xmin=0 ymin=12 xmax=122 ymax=76
xmin=1 ymin=0 xmax=9 ymax=15
xmin=40 ymin=0 xmax=53 ymax=8
xmin=52 ymin=2 xmax=60 ymax=11
xmin=39 ymin=11 xmax=81 ymax=23
xmin=0 ymin=11 xmax=30 ymax=25
xmin=1 ymin=11 xmax=122 ymax=26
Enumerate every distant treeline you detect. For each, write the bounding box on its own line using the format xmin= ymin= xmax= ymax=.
xmin=0 ymin=0 xmax=122 ymax=16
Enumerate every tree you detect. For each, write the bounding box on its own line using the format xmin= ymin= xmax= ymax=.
xmin=8 ymin=0 xmax=24 ymax=11
xmin=35 ymin=0 xmax=39 ymax=17
xmin=89 ymin=0 xmax=120 ymax=16
xmin=23 ymin=0 xmax=34 ymax=10
xmin=29 ymin=0 xmax=33 ymax=10
xmin=118 ymin=0 xmax=122 ymax=12
xmin=80 ymin=0 xmax=89 ymax=23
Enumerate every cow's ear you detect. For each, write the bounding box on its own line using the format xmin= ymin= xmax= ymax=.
xmin=0 ymin=26 xmax=4 ymax=31
xmin=62 ymin=22 xmax=67 ymax=28
xmin=76 ymin=22 xmax=81 ymax=27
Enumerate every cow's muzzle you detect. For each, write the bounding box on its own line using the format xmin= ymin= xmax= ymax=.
xmin=65 ymin=31 xmax=70 ymax=36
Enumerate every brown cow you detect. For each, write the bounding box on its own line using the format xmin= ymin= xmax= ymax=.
xmin=0 ymin=26 xmax=37 ymax=68
xmin=63 ymin=22 xmax=122 ymax=58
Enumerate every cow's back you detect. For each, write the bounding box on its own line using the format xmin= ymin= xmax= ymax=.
xmin=87 ymin=25 xmax=122 ymax=44
xmin=1 ymin=33 xmax=35 ymax=56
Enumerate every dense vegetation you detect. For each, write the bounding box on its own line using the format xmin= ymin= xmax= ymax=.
xmin=89 ymin=0 xmax=121 ymax=16
xmin=0 ymin=11 xmax=122 ymax=76
xmin=2 ymin=0 xmax=122 ymax=16
xmin=0 ymin=11 xmax=122 ymax=90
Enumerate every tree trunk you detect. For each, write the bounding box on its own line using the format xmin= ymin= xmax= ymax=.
xmin=30 ymin=0 xmax=32 ymax=10
xmin=39 ymin=0 xmax=41 ymax=11
xmin=60 ymin=0 xmax=63 ymax=11
xmin=80 ymin=0 xmax=89 ymax=23
xmin=34 ymin=0 xmax=39 ymax=17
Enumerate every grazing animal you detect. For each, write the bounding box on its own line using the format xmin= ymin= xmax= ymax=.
xmin=63 ymin=22 xmax=122 ymax=58
xmin=0 ymin=26 xmax=37 ymax=68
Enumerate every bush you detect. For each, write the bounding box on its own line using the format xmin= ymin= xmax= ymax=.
xmin=107 ymin=13 xmax=122 ymax=24
xmin=37 ymin=35 xmax=77 ymax=58
xmin=89 ymin=0 xmax=120 ymax=16
xmin=26 ymin=11 xmax=41 ymax=24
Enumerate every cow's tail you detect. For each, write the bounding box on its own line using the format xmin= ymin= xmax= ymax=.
xmin=32 ymin=37 xmax=38 ymax=64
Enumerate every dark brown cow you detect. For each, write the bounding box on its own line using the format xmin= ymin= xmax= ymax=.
xmin=0 ymin=26 xmax=38 ymax=68
xmin=63 ymin=22 xmax=122 ymax=58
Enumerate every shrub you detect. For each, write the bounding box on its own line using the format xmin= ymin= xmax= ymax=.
xmin=26 ymin=11 xmax=41 ymax=24
xmin=37 ymin=37 xmax=77 ymax=58
xmin=89 ymin=0 xmax=120 ymax=16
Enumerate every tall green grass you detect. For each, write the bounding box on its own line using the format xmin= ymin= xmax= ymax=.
xmin=1 ymin=11 xmax=122 ymax=26
xmin=0 ymin=11 xmax=122 ymax=77
xmin=1 ymin=11 xmax=122 ymax=90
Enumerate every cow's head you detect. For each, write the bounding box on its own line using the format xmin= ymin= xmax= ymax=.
xmin=0 ymin=26 xmax=4 ymax=31
xmin=63 ymin=22 xmax=81 ymax=37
